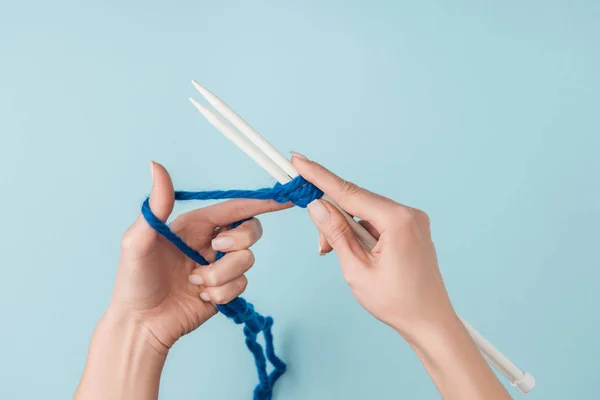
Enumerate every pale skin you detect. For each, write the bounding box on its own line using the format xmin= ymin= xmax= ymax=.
xmin=75 ymin=157 xmax=511 ymax=400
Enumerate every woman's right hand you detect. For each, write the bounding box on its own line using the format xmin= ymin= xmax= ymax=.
xmin=291 ymin=153 xmax=511 ymax=400
xmin=291 ymin=153 xmax=457 ymax=340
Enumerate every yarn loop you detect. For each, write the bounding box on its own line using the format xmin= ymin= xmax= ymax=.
xmin=270 ymin=176 xmax=323 ymax=207
xmin=141 ymin=175 xmax=323 ymax=400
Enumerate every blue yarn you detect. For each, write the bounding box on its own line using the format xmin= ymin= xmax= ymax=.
xmin=141 ymin=175 xmax=323 ymax=400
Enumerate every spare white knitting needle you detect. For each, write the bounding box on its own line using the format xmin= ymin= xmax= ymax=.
xmin=189 ymin=82 xmax=534 ymax=393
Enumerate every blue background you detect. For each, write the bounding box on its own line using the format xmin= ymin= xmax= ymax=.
xmin=1 ymin=1 xmax=598 ymax=398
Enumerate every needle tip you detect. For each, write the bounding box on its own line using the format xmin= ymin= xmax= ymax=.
xmin=189 ymin=97 xmax=217 ymax=122
xmin=189 ymin=97 xmax=205 ymax=110
xmin=191 ymin=80 xmax=212 ymax=98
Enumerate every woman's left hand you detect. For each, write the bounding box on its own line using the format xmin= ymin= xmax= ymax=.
xmin=76 ymin=162 xmax=290 ymax=399
xmin=111 ymin=161 xmax=290 ymax=353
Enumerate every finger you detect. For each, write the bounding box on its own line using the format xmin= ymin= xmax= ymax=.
xmin=291 ymin=154 xmax=399 ymax=229
xmin=204 ymin=198 xmax=292 ymax=227
xmin=170 ymin=198 xmax=287 ymax=256
xmin=318 ymin=219 xmax=379 ymax=256
xmin=121 ymin=161 xmax=175 ymax=258
xmin=318 ymin=233 xmax=332 ymax=255
xmin=306 ymin=199 xmax=368 ymax=265
xmin=189 ymin=249 xmax=254 ymax=287
xmin=212 ymin=218 xmax=263 ymax=252
xmin=199 ymin=275 xmax=249 ymax=304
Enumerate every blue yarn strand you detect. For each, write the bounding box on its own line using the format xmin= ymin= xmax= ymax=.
xmin=141 ymin=176 xmax=323 ymax=400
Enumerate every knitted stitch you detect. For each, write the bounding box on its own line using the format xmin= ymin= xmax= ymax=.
xmin=141 ymin=175 xmax=323 ymax=400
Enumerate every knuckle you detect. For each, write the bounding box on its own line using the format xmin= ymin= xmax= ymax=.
xmin=237 ymin=276 xmax=248 ymax=294
xmin=391 ymin=206 xmax=414 ymax=227
xmin=240 ymin=249 xmax=255 ymax=267
xmin=211 ymin=290 xmax=225 ymax=304
xmin=237 ymin=249 xmax=255 ymax=267
xmin=340 ymin=180 xmax=362 ymax=197
xmin=120 ymin=228 xmax=136 ymax=250
xmin=251 ymin=218 xmax=263 ymax=241
xmin=341 ymin=262 xmax=361 ymax=287
xmin=204 ymin=269 xmax=219 ymax=286
xmin=413 ymin=208 xmax=430 ymax=227
xmin=343 ymin=272 xmax=356 ymax=287
xmin=327 ymin=222 xmax=352 ymax=245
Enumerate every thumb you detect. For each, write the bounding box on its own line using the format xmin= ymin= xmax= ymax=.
xmin=121 ymin=161 xmax=175 ymax=258
xmin=306 ymin=199 xmax=366 ymax=265
xmin=147 ymin=161 xmax=175 ymax=222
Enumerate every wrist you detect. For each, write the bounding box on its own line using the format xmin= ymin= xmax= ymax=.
xmin=75 ymin=308 xmax=167 ymax=400
xmin=404 ymin=312 xmax=472 ymax=360
xmin=389 ymin=305 xmax=462 ymax=346
xmin=398 ymin=313 xmax=511 ymax=400
xmin=103 ymin=305 xmax=170 ymax=357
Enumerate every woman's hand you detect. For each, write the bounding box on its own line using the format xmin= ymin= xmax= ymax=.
xmin=75 ymin=162 xmax=289 ymax=400
xmin=111 ymin=162 xmax=288 ymax=352
xmin=291 ymin=154 xmax=454 ymax=339
xmin=291 ymin=153 xmax=511 ymax=400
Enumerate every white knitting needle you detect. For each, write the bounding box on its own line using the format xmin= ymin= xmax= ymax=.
xmin=189 ymin=82 xmax=535 ymax=393
xmin=192 ymin=81 xmax=297 ymax=178
xmin=189 ymin=97 xmax=290 ymax=184
xmin=460 ymin=318 xmax=535 ymax=394
xmin=190 ymin=82 xmax=377 ymax=250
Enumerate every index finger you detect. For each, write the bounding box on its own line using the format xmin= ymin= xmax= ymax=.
xmin=185 ymin=198 xmax=293 ymax=227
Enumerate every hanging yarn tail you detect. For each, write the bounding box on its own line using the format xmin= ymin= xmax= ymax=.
xmin=215 ymin=222 xmax=287 ymax=400
xmin=141 ymin=176 xmax=323 ymax=399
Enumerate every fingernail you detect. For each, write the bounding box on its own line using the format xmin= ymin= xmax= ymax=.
xmin=290 ymin=151 xmax=308 ymax=161
xmin=188 ymin=274 xmax=204 ymax=285
xmin=149 ymin=161 xmax=155 ymax=180
xmin=212 ymin=236 xmax=234 ymax=250
xmin=199 ymin=292 xmax=211 ymax=302
xmin=307 ymin=200 xmax=330 ymax=223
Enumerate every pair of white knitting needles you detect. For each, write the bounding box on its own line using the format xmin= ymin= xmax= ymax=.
xmin=188 ymin=81 xmax=535 ymax=394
